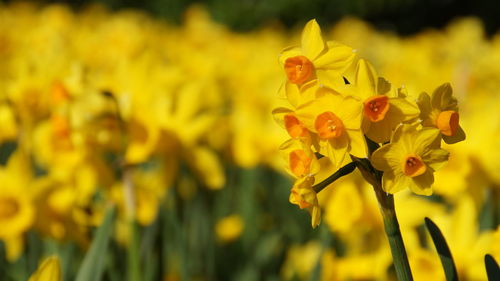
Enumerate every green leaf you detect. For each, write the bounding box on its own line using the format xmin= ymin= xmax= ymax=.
xmin=485 ymin=254 xmax=500 ymax=281
xmin=75 ymin=206 xmax=116 ymax=281
xmin=424 ymin=217 xmax=458 ymax=281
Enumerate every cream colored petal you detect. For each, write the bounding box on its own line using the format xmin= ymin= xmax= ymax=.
xmin=301 ymin=19 xmax=325 ymax=60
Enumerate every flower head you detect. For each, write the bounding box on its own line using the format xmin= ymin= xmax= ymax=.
xmin=295 ymin=82 xmax=366 ymax=167
xmin=352 ymin=59 xmax=420 ymax=143
xmin=289 ymin=176 xmax=321 ymax=228
xmin=417 ymin=83 xmax=466 ymax=144
xmin=371 ymin=124 xmax=449 ymax=195
xmin=278 ymin=19 xmax=355 ymax=106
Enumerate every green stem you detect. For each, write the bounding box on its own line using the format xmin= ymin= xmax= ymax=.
xmin=373 ymin=183 xmax=414 ymax=281
xmin=312 ymin=162 xmax=356 ymax=193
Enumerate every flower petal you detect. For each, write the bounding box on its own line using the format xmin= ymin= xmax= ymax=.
xmin=442 ymin=125 xmax=466 ymax=144
xmin=347 ymin=129 xmax=367 ymax=158
xmin=278 ymin=46 xmax=303 ymax=65
xmin=422 ymin=148 xmax=449 ymax=171
xmin=301 ymin=19 xmax=325 ymax=60
xmin=355 ymin=59 xmax=378 ymax=100
xmin=314 ymin=41 xmax=355 ymax=70
xmin=410 ymin=170 xmax=434 ymax=195
xmin=431 ymin=83 xmax=458 ymax=111
xmin=382 ymin=172 xmax=409 ymax=194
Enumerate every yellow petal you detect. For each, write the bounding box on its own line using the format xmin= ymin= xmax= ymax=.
xmin=188 ymin=147 xmax=225 ymax=190
xmin=355 ymin=59 xmax=378 ymax=100
xmin=314 ymin=41 xmax=355 ymax=70
xmin=371 ymin=143 xmax=404 ymax=172
xmin=410 ymin=170 xmax=434 ymax=195
xmin=347 ymin=129 xmax=368 ymax=158
xmin=422 ymin=148 xmax=449 ymax=171
xmin=431 ymin=83 xmax=458 ymax=111
xmin=411 ymin=127 xmax=441 ymax=155
xmin=417 ymin=92 xmax=432 ymax=119
xmin=278 ymin=46 xmax=303 ymax=66
xmin=301 ymin=19 xmax=325 ymax=60
xmin=382 ymin=172 xmax=409 ymax=194
xmin=29 ymin=256 xmax=62 ymax=281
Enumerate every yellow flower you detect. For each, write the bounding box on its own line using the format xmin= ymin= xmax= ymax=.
xmin=215 ymin=214 xmax=244 ymax=243
xmin=278 ymin=19 xmax=355 ymax=106
xmin=0 ymin=151 xmax=35 ymax=261
xmin=371 ymin=124 xmax=449 ymax=195
xmin=295 ymin=81 xmax=366 ymax=167
xmin=417 ymin=83 xmax=466 ymax=144
xmin=352 ymin=59 xmax=419 ymax=143
xmin=289 ymin=176 xmax=321 ymax=228
xmin=28 ymin=256 xmax=62 ymax=281
xmin=279 ymin=138 xmax=320 ymax=178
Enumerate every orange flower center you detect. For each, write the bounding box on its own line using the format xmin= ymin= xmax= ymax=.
xmin=436 ymin=110 xmax=459 ymax=136
xmin=284 ymin=55 xmax=314 ymax=84
xmin=315 ymin=111 xmax=345 ymax=139
xmin=284 ymin=114 xmax=308 ymax=138
xmin=0 ymin=197 xmax=19 ymax=219
xmin=364 ymin=95 xmax=390 ymax=122
xmin=52 ymin=81 xmax=70 ymax=104
xmin=289 ymin=149 xmax=312 ymax=177
xmin=402 ymin=154 xmax=426 ymax=177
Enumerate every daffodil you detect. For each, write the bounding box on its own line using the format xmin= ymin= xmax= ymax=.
xmin=279 ymin=138 xmax=320 ymax=178
xmin=351 ymin=59 xmax=419 ymax=143
xmin=28 ymin=256 xmax=62 ymax=281
xmin=417 ymin=83 xmax=466 ymax=144
xmin=278 ymin=19 xmax=355 ymax=107
xmin=294 ymin=81 xmax=366 ymax=167
xmin=289 ymin=176 xmax=321 ymax=227
xmin=371 ymin=124 xmax=449 ymax=195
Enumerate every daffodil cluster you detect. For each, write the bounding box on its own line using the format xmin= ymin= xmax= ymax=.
xmin=274 ymin=19 xmax=467 ymax=227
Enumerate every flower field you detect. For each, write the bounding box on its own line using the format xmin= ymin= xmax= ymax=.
xmin=0 ymin=2 xmax=499 ymax=281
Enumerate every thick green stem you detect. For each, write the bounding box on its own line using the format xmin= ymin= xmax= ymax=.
xmin=373 ymin=183 xmax=414 ymax=281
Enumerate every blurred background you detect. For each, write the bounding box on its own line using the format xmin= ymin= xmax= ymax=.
xmin=0 ymin=0 xmax=499 ymax=281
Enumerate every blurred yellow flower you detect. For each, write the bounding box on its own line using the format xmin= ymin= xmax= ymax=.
xmin=215 ymin=214 xmax=244 ymax=243
xmin=28 ymin=256 xmax=62 ymax=281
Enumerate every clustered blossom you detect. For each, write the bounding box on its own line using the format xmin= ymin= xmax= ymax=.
xmin=273 ymin=19 xmax=465 ymax=227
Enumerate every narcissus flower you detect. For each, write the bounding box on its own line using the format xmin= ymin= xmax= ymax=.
xmin=371 ymin=124 xmax=449 ymax=195
xmin=295 ymin=82 xmax=366 ymax=167
xmin=28 ymin=256 xmax=61 ymax=281
xmin=417 ymin=83 xmax=466 ymax=144
xmin=353 ymin=59 xmax=420 ymax=143
xmin=278 ymin=19 xmax=355 ymax=106
xmin=279 ymin=138 xmax=320 ymax=178
xmin=289 ymin=176 xmax=321 ymax=228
